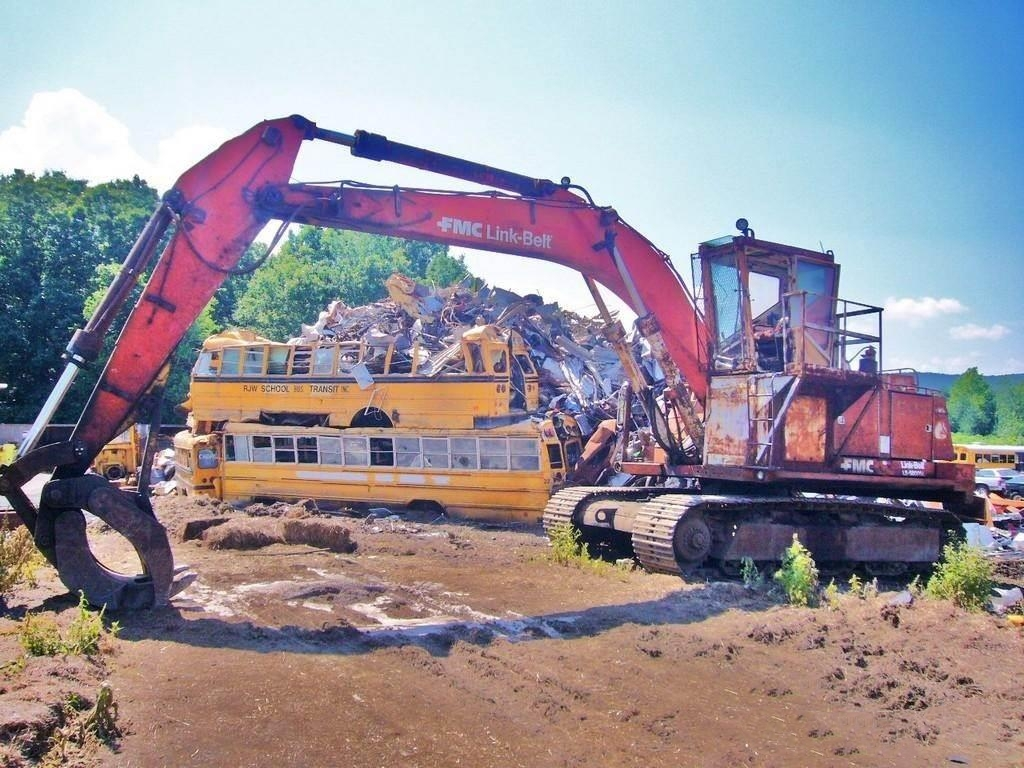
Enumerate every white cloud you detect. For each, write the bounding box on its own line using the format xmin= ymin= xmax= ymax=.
xmin=0 ymin=88 xmax=154 ymax=184
xmin=152 ymin=124 xmax=232 ymax=193
xmin=884 ymin=296 xmax=967 ymax=325
xmin=888 ymin=352 xmax=979 ymax=375
xmin=0 ymin=89 xmax=228 ymax=193
xmin=949 ymin=323 xmax=1011 ymax=341
xmin=888 ymin=349 xmax=1020 ymax=376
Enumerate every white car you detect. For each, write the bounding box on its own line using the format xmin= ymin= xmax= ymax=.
xmin=974 ymin=468 xmax=1007 ymax=496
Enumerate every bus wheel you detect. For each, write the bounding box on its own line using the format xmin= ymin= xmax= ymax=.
xmin=351 ymin=408 xmax=393 ymax=428
xmin=409 ymin=500 xmax=446 ymax=518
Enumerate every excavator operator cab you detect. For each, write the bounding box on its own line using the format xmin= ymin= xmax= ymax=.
xmin=695 ymin=221 xmax=880 ymax=376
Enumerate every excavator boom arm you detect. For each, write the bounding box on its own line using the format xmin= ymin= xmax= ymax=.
xmin=1 ymin=113 xmax=710 ymax=609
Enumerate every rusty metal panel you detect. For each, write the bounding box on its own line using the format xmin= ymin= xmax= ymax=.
xmin=930 ymin=395 xmax=955 ymax=461
xmin=784 ymin=395 xmax=826 ymax=463
xmin=704 ymin=378 xmax=750 ymax=466
xmin=718 ymin=522 xmax=939 ymax=563
xmin=890 ymin=391 xmax=933 ymax=459
xmin=833 ymin=389 xmax=880 ymax=456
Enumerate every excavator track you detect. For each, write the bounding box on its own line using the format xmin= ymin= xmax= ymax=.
xmin=543 ymin=486 xmax=665 ymax=535
xmin=542 ymin=487 xmax=599 ymax=534
xmin=545 ymin=488 xmax=959 ymax=578
xmin=632 ymin=495 xmax=712 ymax=574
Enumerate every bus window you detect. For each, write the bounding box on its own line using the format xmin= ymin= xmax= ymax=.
xmin=480 ymin=438 xmax=508 ymax=470
xmin=297 ymin=436 xmax=318 ymax=464
xmin=274 ymin=436 xmax=296 ymax=463
xmin=222 ymin=348 xmax=242 ymax=376
xmin=565 ymin=440 xmax=582 ymax=467
xmin=197 ymin=448 xmax=219 ymax=470
xmin=268 ymin=347 xmax=289 ymax=375
xmin=194 ymin=350 xmax=216 ymax=376
xmin=313 ymin=347 xmax=335 ymax=375
xmin=467 ymin=342 xmax=485 ymax=373
xmin=343 ymin=436 xmax=368 ymax=466
xmin=515 ymin=354 xmax=536 ymax=374
xmin=510 ymin=438 xmax=540 ymax=471
xmin=422 ymin=438 xmax=449 ymax=468
xmin=395 ymin=437 xmax=422 ymax=467
xmin=369 ymin=437 xmax=394 ymax=466
xmin=451 ymin=438 xmax=479 ymax=469
xmin=547 ymin=444 xmax=564 ymax=469
xmin=225 ymin=435 xmax=246 ymax=462
xmin=291 ymin=347 xmax=312 ymax=375
xmin=252 ymin=435 xmax=273 ymax=463
xmin=243 ymin=348 xmax=266 ymax=376
xmin=491 ymin=350 xmax=508 ymax=373
xmin=319 ymin=436 xmax=342 ymax=465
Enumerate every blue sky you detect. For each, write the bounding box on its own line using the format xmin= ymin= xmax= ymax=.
xmin=1 ymin=1 xmax=1021 ymax=374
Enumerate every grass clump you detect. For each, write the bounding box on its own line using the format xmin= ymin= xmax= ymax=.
xmin=823 ymin=579 xmax=841 ymax=609
xmin=773 ymin=534 xmax=819 ymax=607
xmin=19 ymin=592 xmax=120 ymax=657
xmin=925 ymin=541 xmax=994 ymax=612
xmin=548 ymin=522 xmax=585 ymax=565
xmin=19 ymin=612 xmax=64 ymax=656
xmin=740 ymin=557 xmax=764 ymax=590
xmin=65 ymin=592 xmax=120 ymax=655
xmin=0 ymin=522 xmax=46 ymax=597
xmin=547 ymin=522 xmax=613 ymax=575
xmin=41 ymin=683 xmax=121 ymax=767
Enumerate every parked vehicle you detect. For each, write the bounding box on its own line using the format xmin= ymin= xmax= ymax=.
xmin=998 ymin=470 xmax=1024 ymax=500
xmin=974 ymin=468 xmax=1008 ymax=496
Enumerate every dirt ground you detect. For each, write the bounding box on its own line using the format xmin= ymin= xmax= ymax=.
xmin=2 ymin=495 xmax=1023 ymax=768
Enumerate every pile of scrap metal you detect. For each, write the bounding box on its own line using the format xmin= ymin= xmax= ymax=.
xmin=289 ymin=273 xmax=649 ymax=435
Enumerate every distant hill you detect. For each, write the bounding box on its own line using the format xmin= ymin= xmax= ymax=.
xmin=916 ymin=372 xmax=1024 ymax=395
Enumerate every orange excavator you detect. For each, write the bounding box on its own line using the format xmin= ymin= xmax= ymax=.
xmin=0 ymin=115 xmax=984 ymax=608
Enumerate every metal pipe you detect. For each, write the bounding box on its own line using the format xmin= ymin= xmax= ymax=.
xmin=335 ymin=129 xmax=560 ymax=198
xmin=18 ymin=364 xmax=79 ymax=456
xmin=610 ymin=244 xmax=649 ymax=316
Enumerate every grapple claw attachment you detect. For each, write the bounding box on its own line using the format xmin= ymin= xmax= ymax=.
xmin=39 ymin=475 xmax=174 ymax=610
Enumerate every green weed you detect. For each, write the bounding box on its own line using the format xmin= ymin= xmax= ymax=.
xmin=0 ymin=522 xmax=46 ymax=597
xmin=546 ymin=522 xmax=614 ymax=576
xmin=19 ymin=612 xmax=63 ymax=656
xmin=847 ymin=573 xmax=863 ymax=596
xmin=925 ymin=541 xmax=994 ymax=612
xmin=65 ymin=592 xmax=119 ymax=655
xmin=548 ymin=522 xmax=585 ymax=566
xmin=773 ymin=534 xmax=819 ymax=607
xmin=823 ymin=579 xmax=841 ymax=609
xmin=19 ymin=592 xmax=120 ymax=657
xmin=740 ymin=557 xmax=764 ymax=590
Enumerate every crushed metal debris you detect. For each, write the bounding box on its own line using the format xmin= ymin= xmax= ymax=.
xmin=286 ymin=272 xmax=650 ymax=431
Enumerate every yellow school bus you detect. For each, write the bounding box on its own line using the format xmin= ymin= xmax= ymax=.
xmin=183 ymin=325 xmax=540 ymax=435
xmin=953 ymin=443 xmax=1022 ymax=470
xmin=174 ymin=416 xmax=583 ymax=523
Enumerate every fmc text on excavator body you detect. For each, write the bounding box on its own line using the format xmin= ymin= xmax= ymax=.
xmin=0 ymin=115 xmax=984 ymax=609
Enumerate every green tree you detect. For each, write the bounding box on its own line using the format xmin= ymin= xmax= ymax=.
xmin=425 ymin=252 xmax=471 ymax=287
xmin=232 ymin=249 xmax=340 ymax=341
xmin=230 ymin=226 xmax=463 ymax=339
xmin=948 ymin=367 xmax=997 ymax=435
xmin=995 ymin=383 xmax=1024 ymax=442
xmin=209 ymin=242 xmax=267 ymax=329
xmin=0 ymin=172 xmax=117 ymax=422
